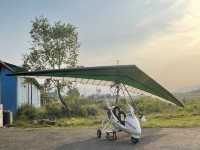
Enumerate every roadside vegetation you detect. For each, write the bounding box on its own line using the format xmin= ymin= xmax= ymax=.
xmin=138 ymin=97 xmax=200 ymax=128
xmin=15 ymin=92 xmax=200 ymax=128
xmin=15 ymin=88 xmax=103 ymax=128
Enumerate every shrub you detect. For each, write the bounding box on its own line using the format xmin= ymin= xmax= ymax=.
xmin=135 ymin=97 xmax=177 ymax=114
xmin=16 ymin=105 xmax=38 ymax=120
xmin=86 ymin=105 xmax=98 ymax=116
xmin=16 ymin=95 xmax=103 ymax=122
xmin=79 ymin=106 xmax=88 ymax=117
xmin=45 ymin=102 xmax=63 ymax=118
xmin=184 ymin=99 xmax=200 ymax=114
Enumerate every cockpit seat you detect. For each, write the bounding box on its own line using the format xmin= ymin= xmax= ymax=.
xmin=118 ymin=111 xmax=126 ymax=125
xmin=112 ymin=106 xmax=126 ymax=126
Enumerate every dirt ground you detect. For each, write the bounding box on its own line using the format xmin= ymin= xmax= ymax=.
xmin=0 ymin=127 xmax=200 ymax=150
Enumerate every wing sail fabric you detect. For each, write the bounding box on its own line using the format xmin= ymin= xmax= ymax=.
xmin=9 ymin=65 xmax=184 ymax=107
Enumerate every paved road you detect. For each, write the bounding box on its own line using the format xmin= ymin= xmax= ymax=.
xmin=0 ymin=127 xmax=200 ymax=150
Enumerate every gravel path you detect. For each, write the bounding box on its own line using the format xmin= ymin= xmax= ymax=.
xmin=0 ymin=127 xmax=199 ymax=150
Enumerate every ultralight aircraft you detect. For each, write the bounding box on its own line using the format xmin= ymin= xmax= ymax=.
xmin=10 ymin=65 xmax=184 ymax=144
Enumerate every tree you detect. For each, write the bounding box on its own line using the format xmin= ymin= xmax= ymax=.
xmin=23 ymin=16 xmax=80 ymax=114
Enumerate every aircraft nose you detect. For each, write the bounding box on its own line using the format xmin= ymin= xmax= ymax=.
xmin=132 ymin=130 xmax=141 ymax=139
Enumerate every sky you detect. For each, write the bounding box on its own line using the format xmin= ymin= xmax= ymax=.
xmin=0 ymin=0 xmax=200 ymax=91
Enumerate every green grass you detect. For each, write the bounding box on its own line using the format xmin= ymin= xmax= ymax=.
xmin=15 ymin=113 xmax=200 ymax=128
xmin=142 ymin=113 xmax=200 ymax=128
xmin=15 ymin=120 xmax=49 ymax=128
xmin=56 ymin=117 xmax=101 ymax=127
xmin=15 ymin=117 xmax=101 ymax=128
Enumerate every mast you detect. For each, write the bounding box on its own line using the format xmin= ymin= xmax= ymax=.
xmin=115 ymin=59 xmax=120 ymax=104
xmin=115 ymin=84 xmax=120 ymax=104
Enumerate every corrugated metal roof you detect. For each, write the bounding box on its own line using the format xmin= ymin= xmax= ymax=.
xmin=0 ymin=60 xmax=24 ymax=72
xmin=0 ymin=60 xmax=40 ymax=88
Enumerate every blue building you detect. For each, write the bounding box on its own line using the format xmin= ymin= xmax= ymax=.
xmin=0 ymin=61 xmax=41 ymax=113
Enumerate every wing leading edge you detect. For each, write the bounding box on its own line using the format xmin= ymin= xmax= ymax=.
xmin=9 ymin=65 xmax=184 ymax=107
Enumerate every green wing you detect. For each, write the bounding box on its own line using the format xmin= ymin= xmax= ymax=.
xmin=9 ymin=65 xmax=184 ymax=107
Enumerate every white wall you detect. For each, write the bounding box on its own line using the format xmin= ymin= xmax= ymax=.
xmin=17 ymin=77 xmax=41 ymax=109
xmin=31 ymin=84 xmax=41 ymax=108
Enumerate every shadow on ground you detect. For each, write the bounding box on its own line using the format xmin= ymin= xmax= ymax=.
xmin=56 ymin=129 xmax=166 ymax=150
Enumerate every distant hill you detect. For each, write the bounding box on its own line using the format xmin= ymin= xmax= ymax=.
xmin=174 ymin=88 xmax=200 ymax=100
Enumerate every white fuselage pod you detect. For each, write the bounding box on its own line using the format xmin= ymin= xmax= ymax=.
xmin=125 ymin=113 xmax=141 ymax=139
xmin=110 ymin=105 xmax=141 ymax=139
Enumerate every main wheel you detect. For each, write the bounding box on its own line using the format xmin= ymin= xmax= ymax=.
xmin=131 ymin=137 xmax=139 ymax=144
xmin=113 ymin=131 xmax=117 ymax=141
xmin=97 ymin=129 xmax=102 ymax=138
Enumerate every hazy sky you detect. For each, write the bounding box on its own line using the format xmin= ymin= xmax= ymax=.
xmin=0 ymin=0 xmax=200 ymax=90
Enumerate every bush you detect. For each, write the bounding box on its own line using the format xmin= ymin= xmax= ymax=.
xmin=16 ymin=105 xmax=39 ymax=120
xmin=135 ymin=97 xmax=177 ymax=114
xmin=86 ymin=105 xmax=98 ymax=116
xmin=79 ymin=105 xmax=98 ymax=117
xmin=16 ymin=95 xmax=102 ymax=123
xmin=79 ymin=106 xmax=88 ymax=117
xmin=183 ymin=99 xmax=200 ymax=114
xmin=45 ymin=102 xmax=64 ymax=118
xmin=64 ymin=94 xmax=100 ymax=117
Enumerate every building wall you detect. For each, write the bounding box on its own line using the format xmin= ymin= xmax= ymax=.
xmin=0 ymin=68 xmax=2 ymax=104
xmin=17 ymin=77 xmax=41 ymax=109
xmin=17 ymin=77 xmax=27 ymax=107
xmin=0 ymin=68 xmax=17 ymax=113
xmin=31 ymin=84 xmax=41 ymax=108
xmin=0 ymin=67 xmax=41 ymax=113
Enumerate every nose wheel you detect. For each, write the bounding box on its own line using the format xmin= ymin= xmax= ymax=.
xmin=131 ymin=137 xmax=139 ymax=144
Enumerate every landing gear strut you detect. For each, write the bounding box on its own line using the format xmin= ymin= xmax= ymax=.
xmin=97 ymin=128 xmax=118 ymax=141
xmin=97 ymin=129 xmax=102 ymax=138
xmin=105 ymin=131 xmax=117 ymax=140
xmin=113 ymin=131 xmax=117 ymax=140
